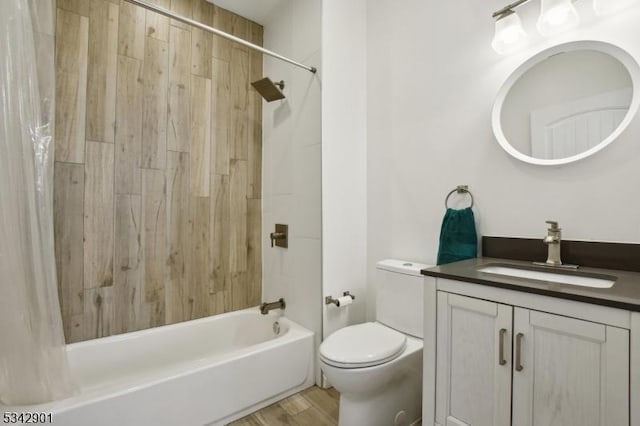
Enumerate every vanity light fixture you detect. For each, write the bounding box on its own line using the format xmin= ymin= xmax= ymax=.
xmin=593 ymin=0 xmax=638 ymax=15
xmin=537 ymin=0 xmax=580 ymax=36
xmin=491 ymin=0 xmax=580 ymax=54
xmin=492 ymin=9 xmax=529 ymax=54
xmin=492 ymin=0 xmax=638 ymax=54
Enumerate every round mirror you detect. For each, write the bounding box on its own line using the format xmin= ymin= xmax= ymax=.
xmin=492 ymin=41 xmax=640 ymax=165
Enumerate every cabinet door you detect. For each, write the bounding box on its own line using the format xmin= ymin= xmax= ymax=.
xmin=435 ymin=292 xmax=513 ymax=426
xmin=512 ymin=308 xmax=629 ymax=426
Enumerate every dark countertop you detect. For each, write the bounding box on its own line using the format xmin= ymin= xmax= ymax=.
xmin=421 ymin=257 xmax=640 ymax=312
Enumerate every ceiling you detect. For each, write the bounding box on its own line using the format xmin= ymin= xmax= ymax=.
xmin=207 ymin=0 xmax=286 ymax=25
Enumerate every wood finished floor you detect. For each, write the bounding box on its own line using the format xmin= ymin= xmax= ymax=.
xmin=227 ymin=386 xmax=340 ymax=426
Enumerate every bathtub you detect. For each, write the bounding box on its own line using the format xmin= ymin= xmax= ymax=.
xmin=0 ymin=308 xmax=315 ymax=425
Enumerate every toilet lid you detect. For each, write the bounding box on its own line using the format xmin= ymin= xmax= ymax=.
xmin=319 ymin=322 xmax=407 ymax=368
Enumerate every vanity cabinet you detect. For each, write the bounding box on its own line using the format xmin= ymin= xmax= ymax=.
xmin=435 ymin=291 xmax=629 ymax=426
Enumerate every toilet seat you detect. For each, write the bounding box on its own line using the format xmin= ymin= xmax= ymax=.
xmin=319 ymin=322 xmax=407 ymax=368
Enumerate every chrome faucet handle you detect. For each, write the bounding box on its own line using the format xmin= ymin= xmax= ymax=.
xmin=545 ymin=220 xmax=560 ymax=231
xmin=543 ymin=221 xmax=561 ymax=245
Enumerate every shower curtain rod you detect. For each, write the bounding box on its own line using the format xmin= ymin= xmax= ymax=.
xmin=124 ymin=0 xmax=317 ymax=73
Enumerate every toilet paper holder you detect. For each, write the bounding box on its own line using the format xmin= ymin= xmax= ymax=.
xmin=325 ymin=291 xmax=356 ymax=307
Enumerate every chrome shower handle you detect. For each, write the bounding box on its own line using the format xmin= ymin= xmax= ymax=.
xmin=269 ymin=224 xmax=288 ymax=248
xmin=270 ymin=232 xmax=285 ymax=247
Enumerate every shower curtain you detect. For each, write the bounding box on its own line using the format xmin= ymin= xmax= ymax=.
xmin=0 ymin=0 xmax=75 ymax=405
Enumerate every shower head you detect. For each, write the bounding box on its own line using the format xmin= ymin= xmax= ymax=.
xmin=251 ymin=77 xmax=286 ymax=102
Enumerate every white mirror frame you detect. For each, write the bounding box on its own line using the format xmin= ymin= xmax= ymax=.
xmin=492 ymin=40 xmax=640 ymax=166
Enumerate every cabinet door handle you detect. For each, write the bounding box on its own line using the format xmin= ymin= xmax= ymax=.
xmin=498 ymin=328 xmax=507 ymax=366
xmin=515 ymin=332 xmax=524 ymax=372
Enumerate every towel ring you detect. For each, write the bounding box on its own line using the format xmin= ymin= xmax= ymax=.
xmin=445 ymin=185 xmax=474 ymax=209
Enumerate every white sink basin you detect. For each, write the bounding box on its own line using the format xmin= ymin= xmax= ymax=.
xmin=478 ymin=265 xmax=615 ymax=289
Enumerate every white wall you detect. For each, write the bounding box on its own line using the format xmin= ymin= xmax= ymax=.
xmin=321 ymin=0 xmax=368 ymax=337
xmin=365 ymin=1 xmax=640 ymax=319
xmin=261 ymin=0 xmax=322 ymax=382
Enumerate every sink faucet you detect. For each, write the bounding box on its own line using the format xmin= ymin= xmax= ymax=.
xmin=260 ymin=298 xmax=286 ymax=315
xmin=542 ymin=221 xmax=562 ymax=266
xmin=533 ymin=221 xmax=578 ymax=269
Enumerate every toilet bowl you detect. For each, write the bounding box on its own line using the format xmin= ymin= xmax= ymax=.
xmin=319 ymin=260 xmax=430 ymax=426
xmin=320 ymin=323 xmax=423 ymax=426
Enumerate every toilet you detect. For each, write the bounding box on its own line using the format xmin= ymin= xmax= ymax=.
xmin=319 ymin=259 xmax=429 ymax=426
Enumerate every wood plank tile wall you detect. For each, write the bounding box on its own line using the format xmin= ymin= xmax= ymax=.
xmin=54 ymin=0 xmax=263 ymax=343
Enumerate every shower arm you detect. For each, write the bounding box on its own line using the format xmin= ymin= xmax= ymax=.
xmin=124 ymin=0 xmax=317 ymax=74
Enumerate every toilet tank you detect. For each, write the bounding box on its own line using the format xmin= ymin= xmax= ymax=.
xmin=376 ymin=259 xmax=431 ymax=339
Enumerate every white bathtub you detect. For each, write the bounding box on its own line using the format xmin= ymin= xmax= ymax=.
xmin=1 ymin=308 xmax=315 ymax=425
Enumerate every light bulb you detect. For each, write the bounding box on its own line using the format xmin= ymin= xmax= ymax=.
xmin=593 ymin=0 xmax=638 ymax=15
xmin=537 ymin=0 xmax=580 ymax=36
xmin=492 ymin=11 xmax=528 ymax=54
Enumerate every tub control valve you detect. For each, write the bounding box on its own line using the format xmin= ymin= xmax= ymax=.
xmin=270 ymin=224 xmax=288 ymax=248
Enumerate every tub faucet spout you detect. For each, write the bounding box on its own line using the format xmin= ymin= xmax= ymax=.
xmin=260 ymin=298 xmax=286 ymax=315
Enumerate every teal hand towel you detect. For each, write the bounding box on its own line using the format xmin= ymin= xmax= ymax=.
xmin=437 ymin=207 xmax=478 ymax=265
